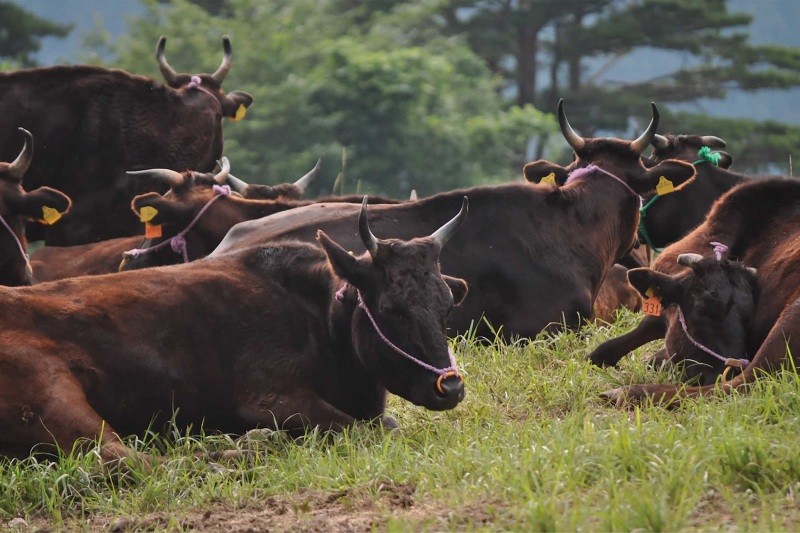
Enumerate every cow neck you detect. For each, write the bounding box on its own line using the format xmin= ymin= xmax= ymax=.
xmin=186 ymin=75 xmax=221 ymax=111
xmin=239 ymin=198 xmax=313 ymax=221
xmin=324 ymin=279 xmax=387 ymax=420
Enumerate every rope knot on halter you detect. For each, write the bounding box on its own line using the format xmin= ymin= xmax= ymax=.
xmin=710 ymin=241 xmax=728 ymax=260
xmin=693 ymin=146 xmax=722 ymax=166
xmin=187 ymin=75 xmax=202 ymax=89
xmin=335 ymin=283 xmax=461 ymax=394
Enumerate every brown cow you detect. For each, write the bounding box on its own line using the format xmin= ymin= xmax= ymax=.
xmin=0 ymin=198 xmax=469 ymax=461
xmin=594 ymin=177 xmax=800 ymax=406
xmin=208 ymin=101 xmax=696 ymax=339
xmin=0 ymin=36 xmax=252 ymax=245
xmin=0 ymin=128 xmax=71 ymax=285
xmin=592 ymin=264 xmax=642 ymax=324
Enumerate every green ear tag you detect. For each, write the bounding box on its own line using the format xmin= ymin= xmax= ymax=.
xmin=139 ymin=206 xmax=158 ymax=223
xmin=541 ymin=172 xmax=556 ymax=186
xmin=655 ymin=176 xmax=675 ymax=196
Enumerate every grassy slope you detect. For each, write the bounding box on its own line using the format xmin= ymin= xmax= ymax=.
xmin=3 ymin=310 xmax=800 ymax=531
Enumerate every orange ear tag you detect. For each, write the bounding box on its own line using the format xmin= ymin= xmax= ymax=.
xmin=655 ymin=176 xmax=675 ymax=196
xmin=541 ymin=172 xmax=556 ymax=186
xmin=139 ymin=206 xmax=158 ymax=223
xmin=642 ymin=287 xmax=663 ymax=316
xmin=230 ymin=104 xmax=247 ymax=121
xmin=145 ymin=223 xmax=162 ymax=239
xmin=40 ymin=206 xmax=62 ymax=225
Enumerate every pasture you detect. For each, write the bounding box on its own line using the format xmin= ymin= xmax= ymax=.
xmin=3 ymin=310 xmax=799 ymax=531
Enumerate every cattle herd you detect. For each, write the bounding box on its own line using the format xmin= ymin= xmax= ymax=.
xmin=0 ymin=35 xmax=798 ymax=464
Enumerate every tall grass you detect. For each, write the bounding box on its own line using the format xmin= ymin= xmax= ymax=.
xmin=3 ymin=309 xmax=800 ymax=530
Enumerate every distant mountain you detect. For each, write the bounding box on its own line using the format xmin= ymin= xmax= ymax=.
xmin=9 ymin=0 xmax=800 ymax=124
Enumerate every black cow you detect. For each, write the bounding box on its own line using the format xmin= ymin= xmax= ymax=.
xmin=0 ymin=36 xmax=252 ymax=245
xmin=209 ymin=101 xmax=695 ymax=339
xmin=0 ymin=198 xmax=468 ymax=461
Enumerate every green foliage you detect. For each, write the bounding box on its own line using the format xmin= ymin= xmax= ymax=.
xmin=99 ymin=0 xmax=556 ymax=197
xmin=0 ymin=1 xmax=71 ymax=67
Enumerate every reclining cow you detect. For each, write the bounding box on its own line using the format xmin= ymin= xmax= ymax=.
xmin=591 ymin=177 xmax=800 ymax=406
xmin=0 ymin=198 xmax=468 ymax=461
xmin=207 ymin=101 xmax=695 ymax=339
xmin=0 ymin=128 xmax=71 ymax=285
xmin=0 ymin=36 xmax=252 ymax=245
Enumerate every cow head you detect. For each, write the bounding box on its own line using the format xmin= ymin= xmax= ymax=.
xmin=628 ymin=254 xmax=757 ymax=385
xmin=319 ymin=197 xmax=469 ymax=411
xmin=524 ymin=100 xmax=696 ymax=194
xmin=155 ymin=36 xmax=253 ymax=120
xmin=649 ymin=134 xmax=733 ymax=168
xmin=0 ymin=128 xmax=71 ymax=285
xmin=226 ymin=159 xmax=322 ymax=200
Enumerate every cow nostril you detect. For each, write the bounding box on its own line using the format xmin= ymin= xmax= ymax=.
xmin=436 ymin=373 xmax=464 ymax=399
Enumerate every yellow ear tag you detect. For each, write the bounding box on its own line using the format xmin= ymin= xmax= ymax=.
xmin=541 ymin=172 xmax=556 ymax=186
xmin=41 ymin=206 xmax=62 ymax=225
xmin=231 ymin=104 xmax=247 ymax=122
xmin=642 ymin=287 xmax=663 ymax=316
xmin=139 ymin=206 xmax=158 ymax=223
xmin=145 ymin=223 xmax=162 ymax=239
xmin=655 ymin=176 xmax=675 ymax=196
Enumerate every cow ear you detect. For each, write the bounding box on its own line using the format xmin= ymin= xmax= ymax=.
xmin=222 ymin=90 xmax=254 ymax=119
xmin=637 ymin=159 xmax=695 ymax=194
xmin=627 ymin=267 xmax=682 ymax=305
xmin=317 ymin=230 xmax=370 ymax=286
xmin=523 ymin=160 xmax=569 ymax=186
xmin=131 ymin=192 xmax=191 ymax=226
xmin=7 ymin=187 xmax=72 ymax=223
xmin=443 ymin=275 xmax=468 ymax=306
xmin=715 ymin=151 xmax=733 ymax=169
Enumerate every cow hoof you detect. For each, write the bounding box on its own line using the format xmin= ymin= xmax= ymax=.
xmin=600 ymin=386 xmax=648 ymax=409
xmin=586 ymin=349 xmax=619 ymax=368
xmin=380 ymin=415 xmax=399 ymax=430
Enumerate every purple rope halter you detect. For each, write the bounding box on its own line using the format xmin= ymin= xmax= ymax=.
xmin=335 ymin=284 xmax=460 ymax=393
xmin=124 ymin=184 xmax=231 ymax=264
xmin=564 ymin=165 xmax=643 ymax=208
xmin=676 ymin=307 xmax=750 ymax=370
xmin=710 ymin=241 xmax=728 ymax=260
xmin=0 ymin=212 xmax=31 ymax=279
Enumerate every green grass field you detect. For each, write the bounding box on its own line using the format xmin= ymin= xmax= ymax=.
xmin=3 ymin=310 xmax=800 ymax=531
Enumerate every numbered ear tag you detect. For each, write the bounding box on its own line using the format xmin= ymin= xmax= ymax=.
xmin=41 ymin=206 xmax=62 ymax=225
xmin=139 ymin=206 xmax=158 ymax=223
xmin=231 ymin=104 xmax=247 ymax=121
xmin=642 ymin=287 xmax=663 ymax=316
xmin=655 ymin=176 xmax=675 ymax=196
xmin=541 ymin=172 xmax=556 ymax=186
xmin=145 ymin=223 xmax=162 ymax=239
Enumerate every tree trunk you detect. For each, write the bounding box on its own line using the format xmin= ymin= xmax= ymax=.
xmin=516 ymin=25 xmax=539 ymax=107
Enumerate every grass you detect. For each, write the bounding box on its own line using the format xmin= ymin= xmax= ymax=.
xmin=3 ymin=309 xmax=800 ymax=530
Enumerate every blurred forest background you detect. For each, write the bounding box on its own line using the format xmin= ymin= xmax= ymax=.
xmin=2 ymin=0 xmax=799 ymax=197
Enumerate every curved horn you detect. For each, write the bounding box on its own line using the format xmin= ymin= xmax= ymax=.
xmin=226 ymin=173 xmax=249 ymax=194
xmin=358 ymin=196 xmax=379 ymax=259
xmin=557 ymin=99 xmax=585 ymax=152
xmin=293 ymin=159 xmax=322 ymax=193
xmin=651 ymin=134 xmax=669 ymax=151
xmin=126 ymin=168 xmax=185 ymax=188
xmin=431 ymin=196 xmax=469 ymax=248
xmin=211 ymin=36 xmax=232 ymax=83
xmin=677 ymin=253 xmax=704 ymax=268
xmin=213 ymin=157 xmax=231 ymax=184
xmin=700 ymin=135 xmax=726 ymax=149
xmin=155 ymin=36 xmax=179 ymax=85
xmin=630 ymin=102 xmax=660 ymax=155
xmin=7 ymin=127 xmax=34 ymax=181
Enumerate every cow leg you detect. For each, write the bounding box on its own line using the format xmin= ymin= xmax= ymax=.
xmin=646 ymin=347 xmax=670 ymax=370
xmin=238 ymin=389 xmax=358 ymax=434
xmin=587 ymin=314 xmax=667 ymax=367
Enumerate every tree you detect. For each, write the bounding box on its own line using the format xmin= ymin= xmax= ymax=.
xmin=97 ymin=0 xmax=556 ymax=196
xmin=0 ymin=1 xmax=72 ymax=67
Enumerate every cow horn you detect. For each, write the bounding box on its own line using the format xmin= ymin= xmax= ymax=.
xmin=409 ymin=189 xmax=418 ymax=201
xmin=431 ymin=196 xmax=468 ymax=248
xmin=677 ymin=253 xmax=704 ymax=268
xmin=213 ymin=157 xmax=231 ymax=184
xmin=211 ymin=36 xmax=232 ymax=83
xmin=226 ymin=173 xmax=249 ymax=194
xmin=155 ymin=36 xmax=179 ymax=85
xmin=294 ymin=159 xmax=321 ymax=193
xmin=557 ymin=99 xmax=585 ymax=152
xmin=651 ymin=134 xmax=669 ymax=151
xmin=7 ymin=127 xmax=33 ymax=181
xmin=359 ymin=196 xmax=379 ymax=259
xmin=126 ymin=168 xmax=185 ymax=188
xmin=700 ymin=135 xmax=727 ymax=149
xmin=630 ymin=102 xmax=660 ymax=155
